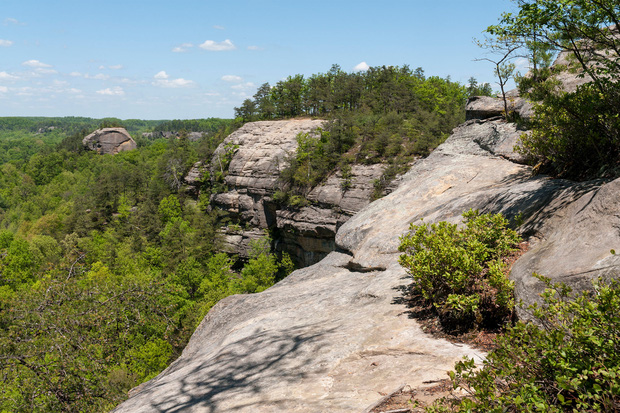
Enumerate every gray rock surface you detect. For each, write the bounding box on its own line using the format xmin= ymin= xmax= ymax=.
xmin=115 ymin=110 xmax=620 ymax=413
xmin=213 ymin=119 xmax=325 ymax=196
xmin=511 ymin=178 xmax=620 ymax=319
xmin=465 ymin=95 xmax=534 ymax=121
xmin=114 ymin=253 xmax=481 ymax=413
xmin=82 ymin=128 xmax=137 ymax=155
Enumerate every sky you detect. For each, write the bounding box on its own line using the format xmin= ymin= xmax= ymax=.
xmin=0 ymin=0 xmax=519 ymax=120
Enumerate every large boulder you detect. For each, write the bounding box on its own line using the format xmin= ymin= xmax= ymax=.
xmin=82 ymin=128 xmax=137 ymax=155
xmin=465 ymin=95 xmax=534 ymax=121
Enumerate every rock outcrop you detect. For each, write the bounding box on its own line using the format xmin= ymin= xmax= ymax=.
xmin=115 ymin=93 xmax=620 ymax=412
xmin=115 ymin=52 xmax=620 ymax=412
xmin=465 ymin=94 xmax=534 ymax=121
xmin=82 ymin=128 xmax=137 ymax=155
xmin=187 ymin=119 xmax=386 ymax=266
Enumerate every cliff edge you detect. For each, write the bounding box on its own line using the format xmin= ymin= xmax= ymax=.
xmin=114 ymin=97 xmax=620 ymax=412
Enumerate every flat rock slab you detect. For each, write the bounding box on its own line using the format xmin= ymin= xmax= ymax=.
xmin=113 ymin=253 xmax=480 ymax=413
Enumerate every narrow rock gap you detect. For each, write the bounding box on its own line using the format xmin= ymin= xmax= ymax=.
xmin=342 ymin=261 xmax=387 ymax=273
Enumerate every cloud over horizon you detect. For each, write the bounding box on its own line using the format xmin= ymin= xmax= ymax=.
xmin=96 ymin=86 xmax=125 ymax=96
xmin=172 ymin=43 xmax=193 ymax=53
xmin=22 ymin=60 xmax=52 ymax=68
xmin=353 ymin=61 xmax=370 ymax=72
xmin=199 ymin=39 xmax=236 ymax=51
xmin=153 ymin=71 xmax=195 ymax=88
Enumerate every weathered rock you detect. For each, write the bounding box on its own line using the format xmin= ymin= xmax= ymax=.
xmin=220 ymin=228 xmax=267 ymax=259
xmin=184 ymin=161 xmax=205 ymax=187
xmin=212 ymin=119 xmax=324 ymax=195
xmin=199 ymin=119 xmax=390 ymax=266
xmin=465 ymin=95 xmax=534 ymax=121
xmin=511 ymin=178 xmax=620 ymax=319
xmin=115 ymin=106 xmax=620 ymax=413
xmin=306 ymin=164 xmax=385 ymax=214
xmin=113 ymin=253 xmax=481 ymax=413
xmin=82 ymin=128 xmax=137 ymax=155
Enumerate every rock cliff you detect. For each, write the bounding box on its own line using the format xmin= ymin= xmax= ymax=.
xmin=187 ymin=119 xmax=385 ymax=266
xmin=115 ymin=63 xmax=620 ymax=411
xmin=82 ymin=127 xmax=137 ymax=155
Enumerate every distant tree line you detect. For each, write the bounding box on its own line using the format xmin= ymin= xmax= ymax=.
xmin=234 ymin=65 xmax=492 ymax=198
xmin=235 ymin=64 xmax=491 ymax=122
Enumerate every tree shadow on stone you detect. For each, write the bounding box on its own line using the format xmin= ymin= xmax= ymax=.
xmin=132 ymin=324 xmax=335 ymax=413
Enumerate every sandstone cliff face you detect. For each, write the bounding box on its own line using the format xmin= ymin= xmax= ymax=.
xmin=188 ymin=119 xmax=385 ymax=265
xmin=82 ymin=128 xmax=137 ymax=155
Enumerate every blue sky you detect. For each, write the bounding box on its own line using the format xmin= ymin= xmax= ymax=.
xmin=0 ymin=0 xmax=517 ymax=120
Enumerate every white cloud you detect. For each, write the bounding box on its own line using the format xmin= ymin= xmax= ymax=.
xmin=154 ymin=78 xmax=195 ymax=88
xmin=172 ymin=43 xmax=193 ymax=53
xmin=353 ymin=61 xmax=370 ymax=72
xmin=35 ymin=68 xmax=58 ymax=75
xmin=0 ymin=71 xmax=18 ymax=81
xmin=22 ymin=59 xmax=52 ymax=68
xmin=0 ymin=39 xmax=13 ymax=47
xmin=0 ymin=86 xmax=8 ymax=93
xmin=199 ymin=39 xmax=236 ymax=51
xmin=153 ymin=71 xmax=195 ymax=88
xmin=98 ymin=65 xmax=106 ymax=70
xmin=109 ymin=64 xmax=123 ymax=70
xmin=222 ymin=75 xmax=243 ymax=83
xmin=247 ymin=45 xmax=262 ymax=51
xmin=96 ymin=86 xmax=125 ymax=96
xmin=213 ymin=25 xmax=225 ymax=30
xmin=69 ymin=71 xmax=82 ymax=77
xmin=154 ymin=70 xmax=169 ymax=79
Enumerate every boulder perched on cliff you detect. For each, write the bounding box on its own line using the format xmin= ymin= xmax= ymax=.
xmin=465 ymin=95 xmax=534 ymax=121
xmin=82 ymin=128 xmax=137 ymax=155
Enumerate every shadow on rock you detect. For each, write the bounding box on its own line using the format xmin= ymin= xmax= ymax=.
xmin=129 ymin=324 xmax=335 ymax=413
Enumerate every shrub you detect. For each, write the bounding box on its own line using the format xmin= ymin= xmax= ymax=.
xmin=515 ymin=82 xmax=620 ymax=180
xmin=398 ymin=210 xmax=521 ymax=331
xmin=434 ymin=275 xmax=620 ymax=412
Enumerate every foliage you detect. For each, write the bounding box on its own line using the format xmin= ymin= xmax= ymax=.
xmin=432 ymin=275 xmax=620 ymax=412
xmin=398 ymin=210 xmax=521 ymax=331
xmin=516 ymin=82 xmax=620 ymax=178
xmin=0 ymin=267 xmax=185 ymax=412
xmin=257 ymin=65 xmax=469 ymax=195
xmin=0 ymin=117 xmax=293 ymax=411
xmin=485 ymin=0 xmax=620 ymax=179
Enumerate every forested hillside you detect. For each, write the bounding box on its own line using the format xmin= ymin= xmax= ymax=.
xmin=0 ymin=66 xmax=485 ymax=411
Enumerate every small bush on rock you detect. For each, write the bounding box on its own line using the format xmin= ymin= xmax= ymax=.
xmin=431 ymin=275 xmax=620 ymax=412
xmin=398 ymin=210 xmax=521 ymax=332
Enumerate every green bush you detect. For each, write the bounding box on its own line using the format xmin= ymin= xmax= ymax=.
xmin=433 ymin=275 xmax=620 ymax=412
xmin=515 ymin=82 xmax=620 ymax=180
xmin=398 ymin=210 xmax=521 ymax=331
